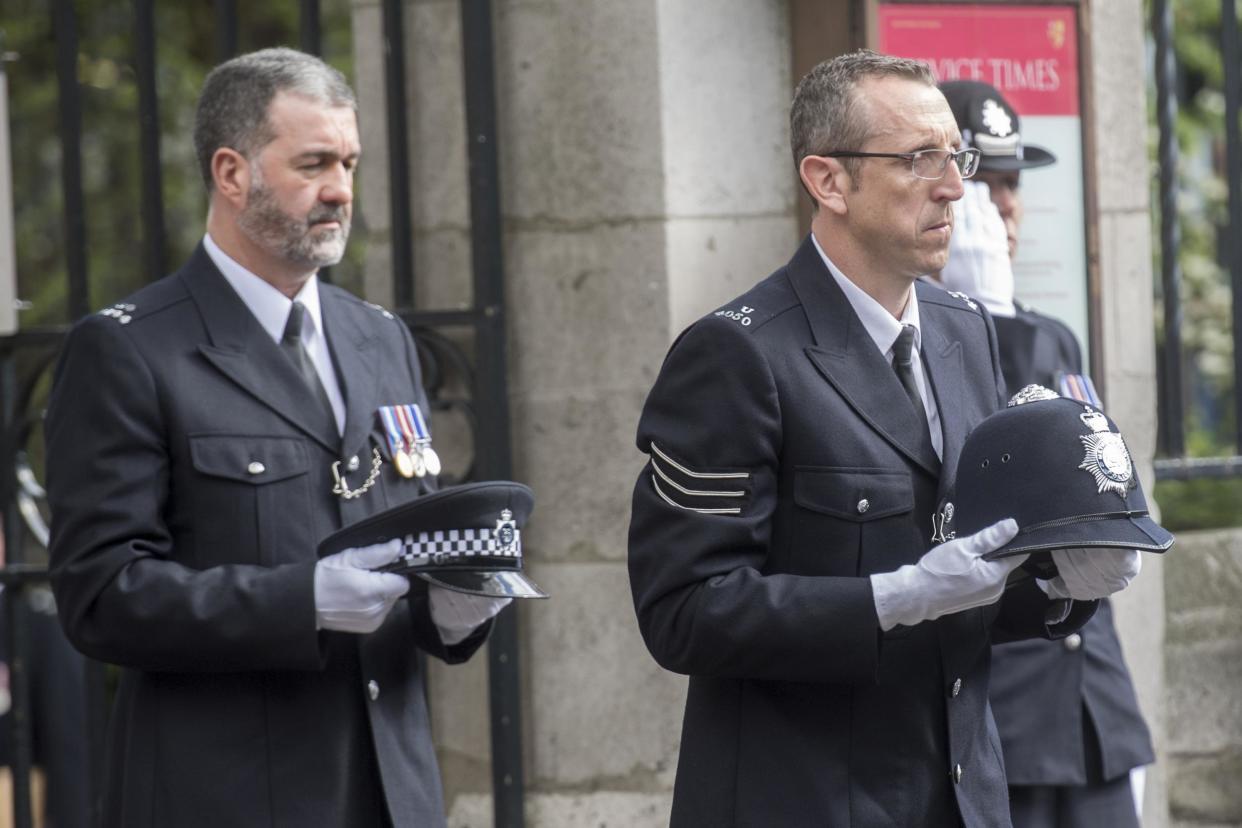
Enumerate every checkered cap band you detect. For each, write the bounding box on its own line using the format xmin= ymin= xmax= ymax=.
xmin=397 ymin=527 xmax=522 ymax=567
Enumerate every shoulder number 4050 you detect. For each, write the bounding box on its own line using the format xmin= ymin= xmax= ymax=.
xmin=715 ymin=306 xmax=755 ymax=326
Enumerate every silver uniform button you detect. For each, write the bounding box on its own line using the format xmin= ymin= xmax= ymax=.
xmin=1064 ymin=633 xmax=1083 ymax=652
xmin=952 ymin=764 xmax=963 ymax=784
xmin=247 ymin=461 xmax=266 ymax=475
xmin=857 ymin=498 xmax=870 ymax=514
xmin=347 ymin=455 xmax=360 ymax=472
xmin=951 ymin=678 xmax=962 ymax=698
xmin=367 ymin=680 xmax=379 ymax=701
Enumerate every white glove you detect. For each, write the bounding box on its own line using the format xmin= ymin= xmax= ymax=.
xmin=1039 ymin=547 xmax=1141 ymax=600
xmin=941 ymin=181 xmax=1016 ymax=318
xmin=870 ymin=518 xmax=1025 ymax=631
xmin=429 ymin=586 xmax=511 ymax=646
xmin=314 ymin=539 xmax=410 ymax=633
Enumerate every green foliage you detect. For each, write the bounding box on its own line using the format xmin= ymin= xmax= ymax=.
xmin=1153 ymin=477 xmax=1242 ymax=531
xmin=1148 ymin=0 xmax=1242 ymax=529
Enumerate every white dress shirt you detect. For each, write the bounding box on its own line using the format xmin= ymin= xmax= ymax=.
xmin=811 ymin=233 xmax=943 ymax=459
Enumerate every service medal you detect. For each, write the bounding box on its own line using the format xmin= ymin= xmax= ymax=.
xmin=394 ymin=447 xmax=416 ymax=479
xmin=423 ymin=446 xmax=442 ymax=476
xmin=379 ymin=406 xmax=416 ymax=478
xmin=406 ymin=404 xmax=440 ymax=477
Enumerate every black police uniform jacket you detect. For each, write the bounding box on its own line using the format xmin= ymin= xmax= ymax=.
xmin=991 ymin=302 xmax=1083 ymax=401
xmin=628 ymin=237 xmax=1096 ymax=828
xmin=988 ymin=304 xmax=1155 ymax=787
xmin=46 ymin=245 xmax=486 ymax=828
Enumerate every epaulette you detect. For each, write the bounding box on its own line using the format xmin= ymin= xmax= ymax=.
xmin=944 ymin=290 xmax=980 ymax=313
xmin=97 ymin=302 xmax=138 ymax=325
xmin=711 ymin=302 xmax=763 ymax=329
xmin=707 ymin=279 xmax=799 ymax=334
xmin=363 ymin=300 xmax=397 ymax=321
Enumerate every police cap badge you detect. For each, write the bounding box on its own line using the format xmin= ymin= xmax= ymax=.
xmin=939 ymin=80 xmax=1057 ymax=173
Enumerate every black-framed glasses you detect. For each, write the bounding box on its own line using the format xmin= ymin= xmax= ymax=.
xmin=821 ymin=147 xmax=982 ymax=181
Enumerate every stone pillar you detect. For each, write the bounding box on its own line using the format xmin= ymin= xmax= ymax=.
xmin=1164 ymin=529 xmax=1242 ymax=827
xmin=1088 ymin=1 xmax=1169 ymax=825
xmin=352 ymin=1 xmax=796 ymax=825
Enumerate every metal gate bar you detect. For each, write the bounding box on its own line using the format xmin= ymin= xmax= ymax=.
xmin=53 ymin=0 xmax=89 ymax=320
xmin=134 ymin=0 xmax=167 ymax=285
xmin=1151 ymin=0 xmax=1242 ymax=480
xmin=383 ymin=0 xmax=416 ymax=309
xmin=459 ymin=1 xmax=526 ymax=824
xmin=1223 ymin=0 xmax=1242 ymax=454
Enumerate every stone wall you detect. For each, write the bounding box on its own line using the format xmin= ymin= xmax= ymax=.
xmin=1166 ymin=528 xmax=1242 ymax=828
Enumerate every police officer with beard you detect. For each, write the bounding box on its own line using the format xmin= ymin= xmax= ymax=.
xmin=46 ymin=48 xmax=508 ymax=828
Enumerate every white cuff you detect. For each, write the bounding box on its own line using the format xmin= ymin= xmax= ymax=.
xmin=429 ymin=585 xmax=511 ymax=646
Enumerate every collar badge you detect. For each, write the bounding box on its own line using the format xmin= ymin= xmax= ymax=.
xmin=946 ymin=290 xmax=978 ymax=311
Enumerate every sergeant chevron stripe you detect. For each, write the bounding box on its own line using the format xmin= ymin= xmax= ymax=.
xmin=648 ymin=442 xmax=750 ymax=514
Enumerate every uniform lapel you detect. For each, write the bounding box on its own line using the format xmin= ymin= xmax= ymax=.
xmin=320 ymin=288 xmax=380 ymax=461
xmin=918 ymin=294 xmax=969 ymax=501
xmin=789 ymin=238 xmax=941 ymax=477
xmin=182 ymin=245 xmax=341 ymax=453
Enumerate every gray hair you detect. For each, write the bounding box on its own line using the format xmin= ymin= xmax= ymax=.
xmin=790 ymin=49 xmax=935 ymax=182
xmin=193 ymin=47 xmax=357 ymax=189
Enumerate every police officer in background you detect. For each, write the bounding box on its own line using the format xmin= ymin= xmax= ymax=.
xmin=45 ymin=48 xmax=507 ymax=828
xmin=628 ymin=51 xmax=1139 ymax=828
xmin=937 ymin=79 xmax=1154 ymax=828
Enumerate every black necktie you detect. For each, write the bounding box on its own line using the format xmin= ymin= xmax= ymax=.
xmin=892 ymin=324 xmax=933 ymax=446
xmin=281 ymin=302 xmax=336 ymax=428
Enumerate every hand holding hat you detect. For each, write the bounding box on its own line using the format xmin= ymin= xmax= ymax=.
xmin=941 ymin=182 xmax=1016 ymax=318
xmin=317 ymin=481 xmax=546 ymax=600
xmin=1040 ymin=547 xmax=1142 ymax=601
xmin=871 ymin=518 xmax=1026 ymax=632
xmin=314 ymin=539 xmax=411 ymax=634
xmin=430 ymin=587 xmax=512 ymax=645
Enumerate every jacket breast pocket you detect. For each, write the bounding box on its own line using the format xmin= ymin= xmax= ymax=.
xmin=188 ymin=434 xmax=313 ymax=568
xmin=790 ymin=467 xmax=914 ymax=577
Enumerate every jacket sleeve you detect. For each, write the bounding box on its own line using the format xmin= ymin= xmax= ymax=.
xmin=47 ymin=315 xmax=324 ymax=673
xmin=991 ymin=577 xmax=1098 ymax=644
xmin=628 ymin=318 xmax=881 ymax=685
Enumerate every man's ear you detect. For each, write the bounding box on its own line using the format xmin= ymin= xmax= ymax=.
xmin=798 ymin=155 xmax=850 ymax=216
xmin=211 ymin=148 xmax=251 ymax=208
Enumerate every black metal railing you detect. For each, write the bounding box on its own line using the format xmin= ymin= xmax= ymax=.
xmin=0 ymin=2 xmax=526 ymax=827
xmin=1151 ymin=0 xmax=1242 ymax=482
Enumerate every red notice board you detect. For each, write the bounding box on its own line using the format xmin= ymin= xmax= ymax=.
xmin=879 ymin=4 xmax=1090 ymax=366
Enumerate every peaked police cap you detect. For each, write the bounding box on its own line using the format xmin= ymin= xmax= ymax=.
xmin=940 ymin=80 xmax=1056 ymax=172
xmin=318 ymin=480 xmax=547 ymax=599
